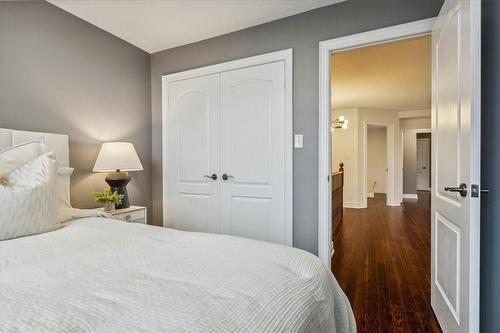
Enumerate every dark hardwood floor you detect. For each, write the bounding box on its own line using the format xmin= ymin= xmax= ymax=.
xmin=332 ymin=191 xmax=442 ymax=333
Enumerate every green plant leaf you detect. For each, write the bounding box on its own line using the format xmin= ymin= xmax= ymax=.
xmin=93 ymin=188 xmax=124 ymax=205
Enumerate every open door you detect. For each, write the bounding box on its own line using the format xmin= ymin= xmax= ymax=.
xmin=431 ymin=0 xmax=481 ymax=332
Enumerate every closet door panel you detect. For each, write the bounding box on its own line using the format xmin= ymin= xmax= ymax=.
xmin=232 ymin=79 xmax=271 ymax=184
xmin=220 ymin=61 xmax=286 ymax=244
xmin=165 ymin=74 xmax=221 ymax=233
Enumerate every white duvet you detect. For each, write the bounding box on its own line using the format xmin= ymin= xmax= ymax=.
xmin=0 ymin=218 xmax=355 ymax=333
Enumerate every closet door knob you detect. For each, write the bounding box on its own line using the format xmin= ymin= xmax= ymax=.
xmin=204 ymin=174 xmax=217 ymax=181
xmin=222 ymin=174 xmax=234 ymax=181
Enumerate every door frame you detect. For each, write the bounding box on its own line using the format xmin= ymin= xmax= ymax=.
xmin=363 ymin=121 xmax=395 ymax=207
xmin=401 ymin=127 xmax=431 ymax=199
xmin=318 ymin=18 xmax=435 ymax=267
xmin=161 ymin=49 xmax=294 ymax=246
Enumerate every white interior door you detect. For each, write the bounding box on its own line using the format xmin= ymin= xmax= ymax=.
xmin=416 ymin=138 xmax=430 ymax=190
xmin=220 ymin=62 xmax=288 ymax=244
xmin=431 ymin=0 xmax=481 ymax=332
xmin=165 ymin=74 xmax=221 ymax=232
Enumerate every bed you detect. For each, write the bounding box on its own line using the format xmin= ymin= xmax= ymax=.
xmin=0 ymin=129 xmax=355 ymax=333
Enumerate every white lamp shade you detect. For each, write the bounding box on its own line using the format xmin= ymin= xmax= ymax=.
xmin=93 ymin=142 xmax=143 ymax=172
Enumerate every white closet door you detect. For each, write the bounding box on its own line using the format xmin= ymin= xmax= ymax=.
xmin=220 ymin=61 xmax=287 ymax=244
xmin=165 ymin=74 xmax=221 ymax=233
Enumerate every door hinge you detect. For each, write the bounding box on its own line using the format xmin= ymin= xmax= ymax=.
xmin=327 ymin=175 xmax=330 ymax=182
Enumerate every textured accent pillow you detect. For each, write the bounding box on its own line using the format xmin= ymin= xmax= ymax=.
xmin=0 ymin=140 xmax=46 ymax=176
xmin=0 ymin=152 xmax=58 ymax=240
xmin=56 ymin=166 xmax=74 ymax=208
xmin=57 ymin=207 xmax=111 ymax=224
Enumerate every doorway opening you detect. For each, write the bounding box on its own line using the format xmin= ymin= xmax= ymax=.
xmin=327 ymin=30 xmax=440 ymax=332
xmin=366 ymin=125 xmax=388 ymax=200
xmin=416 ymin=132 xmax=431 ymax=191
xmin=402 ymin=128 xmax=432 ymax=200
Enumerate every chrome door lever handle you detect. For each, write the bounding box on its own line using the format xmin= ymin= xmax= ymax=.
xmin=444 ymin=183 xmax=467 ymax=197
xmin=204 ymin=174 xmax=217 ymax=181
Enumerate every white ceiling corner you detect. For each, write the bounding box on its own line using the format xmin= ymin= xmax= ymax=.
xmin=47 ymin=0 xmax=344 ymax=54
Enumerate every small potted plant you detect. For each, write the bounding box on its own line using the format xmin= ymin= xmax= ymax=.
xmin=93 ymin=188 xmax=124 ymax=212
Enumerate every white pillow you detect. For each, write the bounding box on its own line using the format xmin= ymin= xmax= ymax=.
xmin=0 ymin=140 xmax=45 ymax=176
xmin=56 ymin=166 xmax=74 ymax=208
xmin=0 ymin=152 xmax=58 ymax=240
xmin=0 ymin=140 xmax=73 ymax=208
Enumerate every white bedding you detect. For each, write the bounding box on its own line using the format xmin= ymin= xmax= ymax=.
xmin=0 ymin=218 xmax=355 ymax=333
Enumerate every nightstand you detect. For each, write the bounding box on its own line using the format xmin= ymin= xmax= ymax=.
xmin=98 ymin=206 xmax=147 ymax=224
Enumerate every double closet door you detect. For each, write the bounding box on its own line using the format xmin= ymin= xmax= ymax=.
xmin=165 ymin=61 xmax=288 ymax=245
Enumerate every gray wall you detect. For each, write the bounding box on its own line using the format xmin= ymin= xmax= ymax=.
xmin=480 ymin=1 xmax=500 ymax=331
xmin=0 ymin=2 xmax=152 ymax=220
xmin=150 ymin=1 xmax=442 ymax=254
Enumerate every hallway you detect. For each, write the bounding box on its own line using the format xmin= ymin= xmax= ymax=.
xmin=332 ymin=192 xmax=441 ymax=333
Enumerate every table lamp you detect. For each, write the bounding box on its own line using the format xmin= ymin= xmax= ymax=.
xmin=93 ymin=142 xmax=143 ymax=209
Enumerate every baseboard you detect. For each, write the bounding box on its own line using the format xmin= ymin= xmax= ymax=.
xmin=403 ymin=193 xmax=418 ymax=200
xmin=367 ymin=190 xmax=386 ymax=198
xmin=344 ymin=202 xmax=367 ymax=209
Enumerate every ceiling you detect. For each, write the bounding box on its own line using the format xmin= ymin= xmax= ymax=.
xmin=48 ymin=0 xmax=342 ymax=54
xmin=331 ymin=35 xmax=431 ymax=111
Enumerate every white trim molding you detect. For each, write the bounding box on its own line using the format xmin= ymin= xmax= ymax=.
xmin=318 ymin=17 xmax=435 ymax=267
xmin=162 ymin=49 xmax=294 ymax=246
xmin=403 ymin=193 xmax=419 ymax=200
xmin=343 ymin=202 xmax=367 ymax=209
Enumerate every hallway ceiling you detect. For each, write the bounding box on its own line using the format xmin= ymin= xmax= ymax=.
xmin=331 ymin=36 xmax=431 ymax=111
xmin=48 ymin=0 xmax=342 ymax=53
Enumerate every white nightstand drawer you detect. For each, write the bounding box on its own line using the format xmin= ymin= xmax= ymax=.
xmin=98 ymin=206 xmax=147 ymax=224
xmin=113 ymin=209 xmax=145 ymax=223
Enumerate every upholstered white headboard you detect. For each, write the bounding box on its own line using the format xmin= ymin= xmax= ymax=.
xmin=0 ymin=128 xmax=70 ymax=167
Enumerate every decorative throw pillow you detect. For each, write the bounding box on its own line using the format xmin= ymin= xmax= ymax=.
xmin=56 ymin=166 xmax=74 ymax=208
xmin=0 ymin=140 xmax=46 ymax=176
xmin=57 ymin=207 xmax=111 ymax=224
xmin=0 ymin=152 xmax=58 ymax=240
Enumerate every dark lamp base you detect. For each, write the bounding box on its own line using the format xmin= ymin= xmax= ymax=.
xmin=105 ymin=172 xmax=131 ymax=209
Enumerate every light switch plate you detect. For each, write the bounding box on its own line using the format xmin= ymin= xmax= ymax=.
xmin=294 ymin=134 xmax=303 ymax=148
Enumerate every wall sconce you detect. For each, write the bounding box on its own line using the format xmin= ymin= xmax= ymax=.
xmin=331 ymin=115 xmax=349 ymax=132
